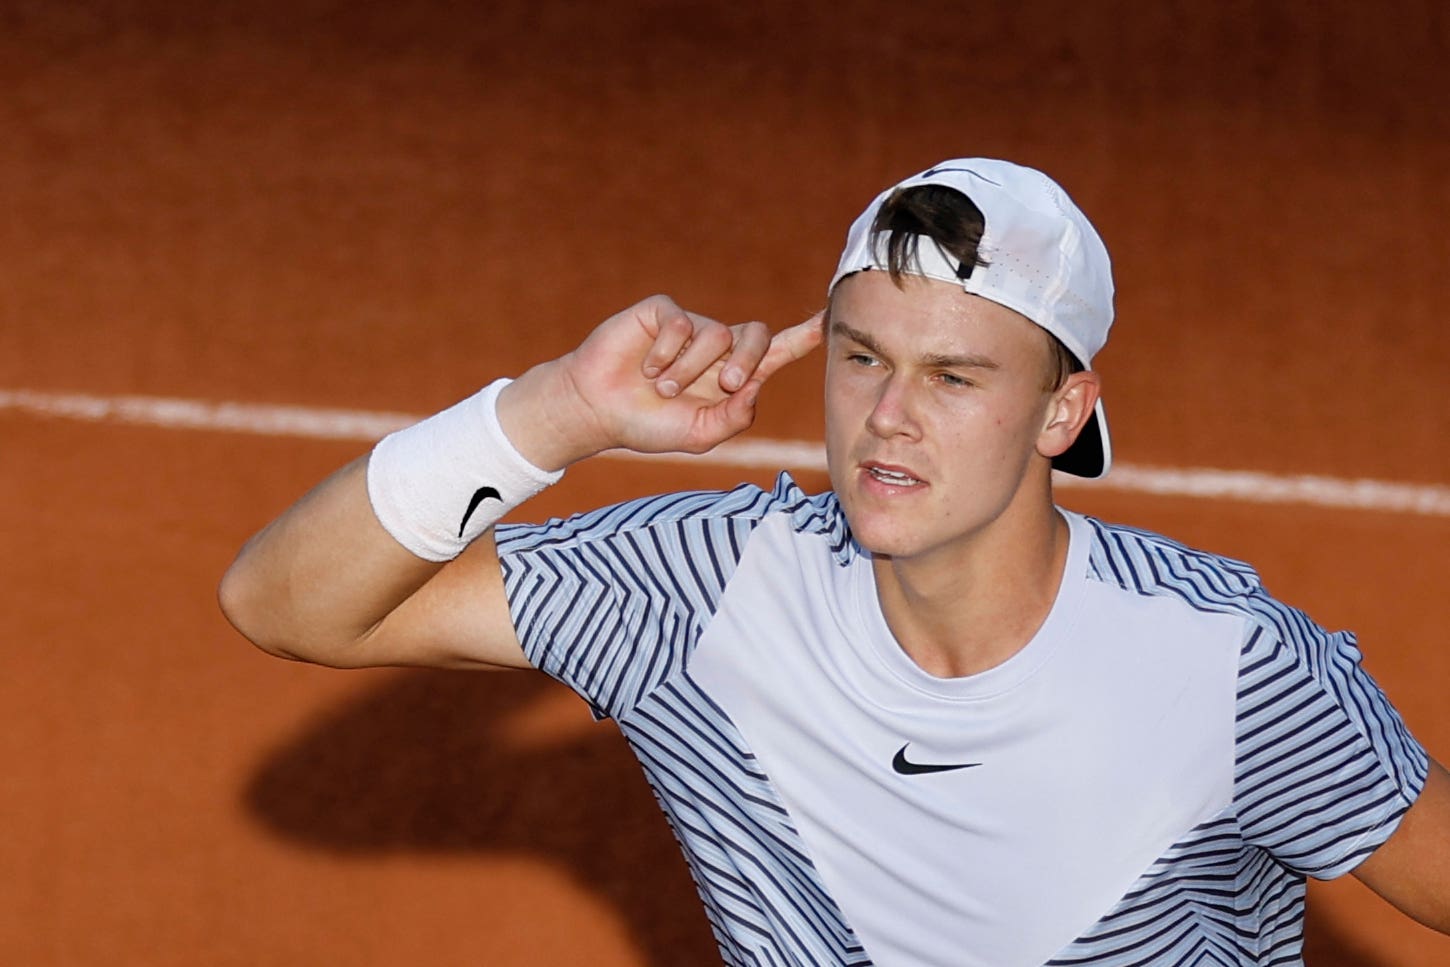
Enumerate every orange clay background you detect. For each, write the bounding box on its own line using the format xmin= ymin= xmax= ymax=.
xmin=3 ymin=2 xmax=1449 ymax=964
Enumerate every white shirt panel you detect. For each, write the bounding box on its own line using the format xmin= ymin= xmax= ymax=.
xmin=689 ymin=511 xmax=1243 ymax=966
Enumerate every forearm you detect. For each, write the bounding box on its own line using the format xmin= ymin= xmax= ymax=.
xmin=220 ymin=367 xmax=581 ymax=665
xmin=218 ymin=455 xmax=444 ymax=662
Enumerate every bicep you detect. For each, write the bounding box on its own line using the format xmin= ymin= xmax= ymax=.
xmin=1352 ymin=757 xmax=1450 ymax=934
xmin=348 ymin=531 xmax=531 ymax=671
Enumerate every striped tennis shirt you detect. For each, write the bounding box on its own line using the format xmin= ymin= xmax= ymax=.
xmin=495 ymin=474 xmax=1427 ymax=966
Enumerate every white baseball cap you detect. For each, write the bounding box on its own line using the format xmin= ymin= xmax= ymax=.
xmin=829 ymin=159 xmax=1114 ymax=478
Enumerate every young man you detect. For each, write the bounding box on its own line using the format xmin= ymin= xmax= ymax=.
xmin=220 ymin=159 xmax=1449 ymax=965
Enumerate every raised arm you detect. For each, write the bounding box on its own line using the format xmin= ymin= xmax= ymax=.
xmin=217 ymin=296 xmax=822 ymax=671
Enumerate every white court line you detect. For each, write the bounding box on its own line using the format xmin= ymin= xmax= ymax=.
xmin=5 ymin=387 xmax=1450 ymax=518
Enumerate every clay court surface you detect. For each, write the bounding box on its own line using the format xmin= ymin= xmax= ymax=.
xmin=4 ymin=2 xmax=1449 ymax=964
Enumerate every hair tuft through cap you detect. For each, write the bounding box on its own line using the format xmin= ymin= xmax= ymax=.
xmin=829 ymin=159 xmax=1115 ymax=478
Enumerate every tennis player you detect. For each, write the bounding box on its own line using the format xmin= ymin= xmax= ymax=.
xmin=221 ymin=158 xmax=1448 ymax=965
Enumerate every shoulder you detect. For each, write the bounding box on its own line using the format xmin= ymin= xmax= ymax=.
xmin=1075 ymin=517 xmax=1418 ymax=750
xmin=1079 ymin=514 xmax=1263 ymax=609
xmin=496 ymin=472 xmax=848 ymax=557
xmin=1075 ymin=513 xmax=1350 ymax=672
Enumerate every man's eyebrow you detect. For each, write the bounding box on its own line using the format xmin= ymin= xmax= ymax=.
xmin=831 ymin=320 xmax=999 ymax=370
xmin=831 ymin=321 xmax=886 ymax=356
xmin=921 ymin=350 xmax=999 ymax=371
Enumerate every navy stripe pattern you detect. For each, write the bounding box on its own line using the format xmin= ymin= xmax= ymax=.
xmin=498 ymin=476 xmax=869 ymax=964
xmin=496 ymin=482 xmax=1428 ymax=965
xmin=621 ymin=676 xmax=868 ymax=964
xmin=1048 ymin=519 xmax=1428 ymax=964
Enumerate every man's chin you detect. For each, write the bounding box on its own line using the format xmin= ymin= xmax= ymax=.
xmin=842 ymin=516 xmax=928 ymax=562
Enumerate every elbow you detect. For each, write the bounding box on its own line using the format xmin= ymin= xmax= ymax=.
xmin=217 ymin=557 xmax=299 ymax=662
xmin=217 ymin=558 xmax=253 ymax=641
xmin=217 ymin=557 xmax=371 ymax=667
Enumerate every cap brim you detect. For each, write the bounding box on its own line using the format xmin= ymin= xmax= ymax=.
xmin=1051 ymin=397 xmax=1111 ymax=478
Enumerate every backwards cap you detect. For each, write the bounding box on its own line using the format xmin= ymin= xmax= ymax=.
xmin=829 ymin=159 xmax=1115 ymax=478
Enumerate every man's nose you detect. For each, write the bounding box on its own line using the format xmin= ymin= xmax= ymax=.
xmin=865 ymin=375 xmax=919 ymax=439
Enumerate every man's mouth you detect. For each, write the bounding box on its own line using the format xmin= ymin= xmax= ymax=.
xmin=864 ymin=464 xmax=924 ymax=487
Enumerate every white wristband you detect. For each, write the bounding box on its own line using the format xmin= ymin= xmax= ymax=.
xmin=366 ymin=378 xmax=563 ymax=561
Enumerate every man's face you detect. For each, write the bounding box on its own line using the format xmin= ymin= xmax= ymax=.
xmin=824 ymin=270 xmax=1059 ymax=565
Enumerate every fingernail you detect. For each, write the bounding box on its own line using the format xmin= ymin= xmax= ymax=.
xmin=643 ymin=365 xmax=660 ymax=379
xmin=657 ymin=379 xmax=679 ymax=398
xmin=722 ymin=366 xmax=743 ymax=390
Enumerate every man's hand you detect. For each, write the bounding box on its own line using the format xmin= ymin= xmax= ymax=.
xmin=500 ymin=295 xmax=824 ymax=471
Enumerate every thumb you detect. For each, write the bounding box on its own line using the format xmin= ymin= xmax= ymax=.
xmin=755 ymin=311 xmax=825 ymax=383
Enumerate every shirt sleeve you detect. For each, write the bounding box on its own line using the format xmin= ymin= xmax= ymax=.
xmin=1234 ymin=594 xmax=1430 ymax=879
xmin=492 ymin=485 xmax=773 ymax=722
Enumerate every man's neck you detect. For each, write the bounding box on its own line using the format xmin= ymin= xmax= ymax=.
xmin=870 ymin=500 xmax=1071 ymax=679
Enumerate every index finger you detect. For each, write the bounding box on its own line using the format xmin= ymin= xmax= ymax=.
xmin=754 ymin=311 xmax=825 ymax=384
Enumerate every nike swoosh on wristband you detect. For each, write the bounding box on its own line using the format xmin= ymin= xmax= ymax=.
xmin=892 ymin=743 xmax=981 ymax=776
xmin=458 ymin=485 xmax=502 ymax=538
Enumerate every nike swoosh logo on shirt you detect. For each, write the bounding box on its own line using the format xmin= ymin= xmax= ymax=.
xmin=892 ymin=743 xmax=981 ymax=776
xmin=458 ymin=486 xmax=502 ymax=538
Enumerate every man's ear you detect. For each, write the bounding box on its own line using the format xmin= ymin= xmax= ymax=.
xmin=1037 ymin=371 xmax=1101 ymax=460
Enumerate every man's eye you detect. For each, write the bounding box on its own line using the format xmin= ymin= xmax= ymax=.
xmin=847 ymin=353 xmax=878 ymax=366
xmin=938 ymin=372 xmax=972 ymax=388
